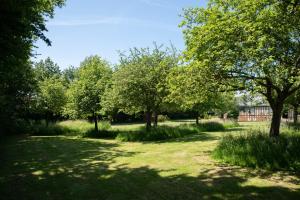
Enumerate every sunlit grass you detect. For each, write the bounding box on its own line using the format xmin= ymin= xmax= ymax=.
xmin=0 ymin=121 xmax=300 ymax=199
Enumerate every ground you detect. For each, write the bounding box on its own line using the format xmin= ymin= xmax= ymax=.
xmin=0 ymin=121 xmax=299 ymax=200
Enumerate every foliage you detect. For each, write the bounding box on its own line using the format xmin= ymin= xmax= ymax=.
xmin=181 ymin=0 xmax=300 ymax=136
xmin=62 ymin=65 xmax=77 ymax=86
xmin=167 ymin=64 xmax=237 ymax=122
xmin=213 ymin=130 xmax=300 ymax=170
xmin=0 ymin=0 xmax=65 ymax=134
xmin=116 ymin=126 xmax=196 ymax=142
xmin=65 ymin=55 xmax=112 ymax=131
xmin=34 ymin=57 xmax=61 ymax=81
xmin=105 ymin=44 xmax=178 ymax=129
xmin=36 ymin=77 xmax=67 ymax=119
xmin=157 ymin=115 xmax=170 ymax=122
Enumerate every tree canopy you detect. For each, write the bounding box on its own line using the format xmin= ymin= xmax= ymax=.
xmin=106 ymin=44 xmax=179 ymax=129
xmin=66 ymin=55 xmax=112 ymax=133
xmin=181 ymin=0 xmax=300 ymax=136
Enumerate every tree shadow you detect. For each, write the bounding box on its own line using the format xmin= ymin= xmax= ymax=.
xmin=0 ymin=136 xmax=299 ymax=200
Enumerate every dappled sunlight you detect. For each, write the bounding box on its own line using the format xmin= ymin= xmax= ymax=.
xmin=1 ymin=126 xmax=300 ymax=199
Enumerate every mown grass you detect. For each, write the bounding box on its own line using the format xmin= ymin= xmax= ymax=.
xmin=1 ymin=121 xmax=299 ymax=200
xmin=213 ymin=130 xmax=300 ymax=171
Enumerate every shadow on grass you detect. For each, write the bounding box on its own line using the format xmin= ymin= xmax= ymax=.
xmin=0 ymin=136 xmax=299 ymax=200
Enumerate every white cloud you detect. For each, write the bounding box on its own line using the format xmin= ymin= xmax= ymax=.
xmin=47 ymin=17 xmax=124 ymax=26
xmin=47 ymin=17 xmax=180 ymax=32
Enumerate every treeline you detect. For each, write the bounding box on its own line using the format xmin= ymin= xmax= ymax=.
xmin=23 ymin=44 xmax=237 ymax=134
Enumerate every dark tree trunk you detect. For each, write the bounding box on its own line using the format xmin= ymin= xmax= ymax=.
xmin=146 ymin=110 xmax=152 ymax=131
xmin=94 ymin=113 xmax=98 ymax=133
xmin=153 ymin=111 xmax=158 ymax=127
xmin=269 ymin=103 xmax=283 ymax=137
xmin=293 ymin=105 xmax=298 ymax=124
xmin=195 ymin=112 xmax=199 ymax=125
xmin=45 ymin=112 xmax=49 ymax=127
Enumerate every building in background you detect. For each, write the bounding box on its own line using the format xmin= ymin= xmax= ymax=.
xmin=238 ymin=105 xmax=272 ymax=122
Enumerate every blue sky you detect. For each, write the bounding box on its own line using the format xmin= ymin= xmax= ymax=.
xmin=33 ymin=0 xmax=207 ymax=69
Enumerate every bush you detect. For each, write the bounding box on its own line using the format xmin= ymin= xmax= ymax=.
xmin=213 ymin=130 xmax=300 ymax=171
xmin=157 ymin=115 xmax=169 ymax=122
xmin=116 ymin=125 xmax=196 ymax=142
xmin=195 ymin=122 xmax=225 ymax=132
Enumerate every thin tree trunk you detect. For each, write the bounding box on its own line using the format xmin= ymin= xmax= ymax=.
xmin=94 ymin=113 xmax=98 ymax=133
xmin=153 ymin=111 xmax=158 ymax=127
xmin=293 ymin=105 xmax=298 ymax=124
xmin=146 ymin=110 xmax=152 ymax=131
xmin=270 ymin=103 xmax=283 ymax=137
xmin=195 ymin=112 xmax=199 ymax=125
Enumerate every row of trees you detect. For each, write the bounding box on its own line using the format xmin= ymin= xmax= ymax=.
xmin=30 ymin=45 xmax=236 ymax=133
xmin=2 ymin=0 xmax=299 ymax=138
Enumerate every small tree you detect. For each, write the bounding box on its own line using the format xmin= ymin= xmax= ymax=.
xmin=181 ymin=0 xmax=300 ymax=137
xmin=67 ymin=55 xmax=112 ymax=133
xmin=37 ymin=77 xmax=66 ymax=125
xmin=109 ymin=44 xmax=178 ymax=130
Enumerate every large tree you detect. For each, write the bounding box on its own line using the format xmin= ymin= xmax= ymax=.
xmin=66 ymin=56 xmax=112 ymax=133
xmin=168 ymin=64 xmax=236 ymax=124
xmin=108 ymin=44 xmax=178 ymax=130
xmin=0 ymin=0 xmax=65 ymax=133
xmin=181 ymin=0 xmax=300 ymax=137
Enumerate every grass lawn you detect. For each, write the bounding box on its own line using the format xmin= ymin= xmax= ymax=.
xmin=0 ymin=121 xmax=300 ymax=200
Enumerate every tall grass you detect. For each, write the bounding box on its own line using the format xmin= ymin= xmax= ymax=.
xmin=116 ymin=125 xmax=197 ymax=142
xmin=28 ymin=120 xmax=238 ymax=142
xmin=213 ymin=130 xmax=300 ymax=171
xmin=29 ymin=120 xmax=111 ymax=137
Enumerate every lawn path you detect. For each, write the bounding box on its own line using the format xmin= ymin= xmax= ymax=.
xmin=0 ymin=125 xmax=300 ymax=199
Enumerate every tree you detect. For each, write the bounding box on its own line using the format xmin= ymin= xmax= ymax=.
xmin=168 ymin=64 xmax=236 ymax=124
xmin=36 ymin=77 xmax=67 ymax=126
xmin=0 ymin=0 xmax=65 ymax=133
xmin=34 ymin=57 xmax=61 ymax=81
xmin=67 ymin=56 xmax=112 ymax=133
xmin=109 ymin=45 xmax=178 ymax=130
xmin=181 ymin=0 xmax=300 ymax=137
xmin=62 ymin=65 xmax=77 ymax=86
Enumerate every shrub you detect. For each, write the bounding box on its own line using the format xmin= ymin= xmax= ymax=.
xmin=213 ymin=130 xmax=300 ymax=171
xmin=116 ymin=126 xmax=196 ymax=142
xmin=195 ymin=122 xmax=225 ymax=132
xmin=157 ymin=115 xmax=169 ymax=122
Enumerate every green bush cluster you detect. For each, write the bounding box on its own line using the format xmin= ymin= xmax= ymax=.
xmin=213 ymin=130 xmax=300 ymax=171
xmin=157 ymin=115 xmax=169 ymax=122
xmin=194 ymin=121 xmax=225 ymax=132
xmin=116 ymin=125 xmax=196 ymax=142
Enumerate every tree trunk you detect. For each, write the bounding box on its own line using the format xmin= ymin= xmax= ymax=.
xmin=293 ymin=105 xmax=298 ymax=124
xmin=94 ymin=113 xmax=98 ymax=133
xmin=146 ymin=110 xmax=152 ymax=131
xmin=195 ymin=112 xmax=199 ymax=125
xmin=153 ymin=111 xmax=158 ymax=127
xmin=269 ymin=103 xmax=283 ymax=137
